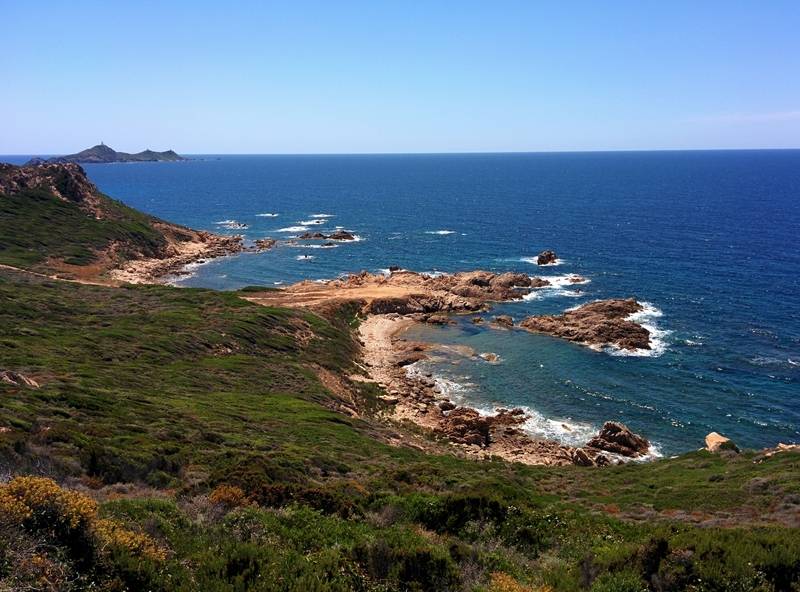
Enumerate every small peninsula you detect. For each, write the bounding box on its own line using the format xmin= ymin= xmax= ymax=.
xmin=28 ymin=142 xmax=187 ymax=165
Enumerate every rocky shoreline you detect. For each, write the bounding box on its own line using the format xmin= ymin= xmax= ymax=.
xmin=356 ymin=314 xmax=653 ymax=466
xmin=239 ymin=265 xmax=659 ymax=466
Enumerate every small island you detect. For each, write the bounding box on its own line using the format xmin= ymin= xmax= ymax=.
xmin=27 ymin=142 xmax=187 ymax=165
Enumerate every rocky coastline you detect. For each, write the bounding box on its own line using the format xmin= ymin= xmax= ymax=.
xmin=243 ymin=265 xmax=657 ymax=466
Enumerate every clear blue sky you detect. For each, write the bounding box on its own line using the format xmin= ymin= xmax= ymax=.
xmin=4 ymin=1 xmax=799 ymax=154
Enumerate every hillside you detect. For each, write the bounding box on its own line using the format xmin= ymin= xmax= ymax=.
xmin=0 ymin=173 xmax=799 ymax=591
xmin=32 ymin=143 xmax=187 ymax=164
xmin=0 ymin=162 xmax=240 ymax=282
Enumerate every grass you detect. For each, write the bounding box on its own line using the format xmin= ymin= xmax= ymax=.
xmin=0 ymin=185 xmax=168 ymax=269
xmin=1 ymin=267 xmax=799 ymax=590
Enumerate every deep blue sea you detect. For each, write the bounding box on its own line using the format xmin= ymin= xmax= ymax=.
xmin=5 ymin=151 xmax=799 ymax=455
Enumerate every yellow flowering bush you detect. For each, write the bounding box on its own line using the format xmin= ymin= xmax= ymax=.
xmin=93 ymin=518 xmax=167 ymax=561
xmin=3 ymin=475 xmax=97 ymax=529
xmin=209 ymin=483 xmax=248 ymax=508
xmin=0 ymin=476 xmax=166 ymax=562
xmin=489 ymin=572 xmax=553 ymax=592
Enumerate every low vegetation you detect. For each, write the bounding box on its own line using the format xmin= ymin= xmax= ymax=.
xmin=1 ymin=168 xmax=798 ymax=590
xmin=1 ymin=268 xmax=799 ymax=591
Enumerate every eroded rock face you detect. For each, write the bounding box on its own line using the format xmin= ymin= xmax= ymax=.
xmin=586 ymin=421 xmax=649 ymax=457
xmin=536 ymin=250 xmax=558 ymax=265
xmin=0 ymin=162 xmax=104 ymax=218
xmin=519 ymin=298 xmax=650 ymax=351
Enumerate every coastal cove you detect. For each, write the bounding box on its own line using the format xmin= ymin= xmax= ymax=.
xmin=7 ymin=150 xmax=798 ymax=455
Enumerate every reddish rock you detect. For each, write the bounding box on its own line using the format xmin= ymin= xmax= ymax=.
xmin=493 ymin=315 xmax=514 ymax=328
xmin=519 ymin=298 xmax=650 ymax=351
xmin=586 ymin=421 xmax=650 ymax=457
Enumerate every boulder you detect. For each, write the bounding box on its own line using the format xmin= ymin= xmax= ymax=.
xmin=329 ymin=230 xmax=356 ymax=241
xmin=586 ymin=421 xmax=650 ymax=457
xmin=536 ymin=250 xmax=558 ymax=265
xmin=438 ymin=408 xmax=492 ymax=447
xmin=705 ymin=432 xmax=739 ymax=453
xmin=0 ymin=370 xmax=39 ymax=388
xmin=254 ymin=238 xmax=277 ymax=251
xmin=493 ymin=315 xmax=514 ymax=328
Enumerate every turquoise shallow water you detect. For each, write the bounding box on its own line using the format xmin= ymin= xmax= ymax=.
xmin=5 ymin=151 xmax=798 ymax=454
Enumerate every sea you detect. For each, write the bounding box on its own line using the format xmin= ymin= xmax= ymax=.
xmin=5 ymin=151 xmax=799 ymax=455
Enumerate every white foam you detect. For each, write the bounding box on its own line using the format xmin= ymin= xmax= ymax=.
xmin=300 ymin=219 xmax=326 ymax=225
xmin=256 ymin=213 xmax=279 ymax=217
xmin=405 ymin=362 xmax=662 ymax=458
xmin=425 ymin=230 xmax=456 ymax=235
xmin=310 ymin=213 xmax=334 ymax=218
xmin=523 ymin=274 xmax=590 ymax=300
xmin=215 ymin=220 xmax=248 ymax=229
xmin=296 ymin=255 xmax=315 ymax=261
xmin=607 ymin=302 xmax=671 ymax=358
xmin=521 ymin=256 xmax=564 ymax=266
xmin=290 ymin=243 xmax=338 ymax=249
xmin=277 ymin=225 xmax=309 ymax=233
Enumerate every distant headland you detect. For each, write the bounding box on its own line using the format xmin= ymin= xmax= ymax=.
xmin=26 ymin=142 xmax=187 ymax=165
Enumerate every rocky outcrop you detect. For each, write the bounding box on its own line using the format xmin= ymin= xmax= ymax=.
xmin=536 ymin=250 xmax=558 ymax=265
xmin=705 ymin=432 xmax=739 ymax=453
xmin=0 ymin=370 xmax=39 ymax=388
xmin=587 ymin=422 xmax=649 ymax=457
xmin=519 ymin=298 xmax=651 ymax=351
xmin=0 ymin=162 xmax=104 ymax=218
xmin=254 ymin=238 xmax=277 ymax=251
xmin=299 ymin=230 xmax=356 ymax=241
xmin=493 ymin=315 xmax=514 ymax=328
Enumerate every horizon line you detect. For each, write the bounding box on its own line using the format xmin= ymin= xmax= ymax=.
xmin=3 ymin=146 xmax=800 ymax=158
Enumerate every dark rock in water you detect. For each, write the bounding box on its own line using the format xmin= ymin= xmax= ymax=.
xmin=471 ymin=316 xmax=484 ymax=324
xmin=329 ymin=230 xmax=356 ymax=241
xmin=519 ymin=298 xmax=650 ymax=351
xmin=536 ymin=250 xmax=558 ymax=265
xmin=529 ymin=277 xmax=551 ymax=288
xmin=388 ymin=265 xmax=401 ymax=272
xmin=254 ymin=238 xmax=277 ymax=251
xmin=299 ymin=230 xmax=356 ymax=241
xmin=493 ymin=315 xmax=514 ymax=328
xmin=587 ymin=421 xmax=649 ymax=457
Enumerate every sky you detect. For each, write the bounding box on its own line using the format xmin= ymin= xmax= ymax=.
xmin=3 ymin=1 xmax=800 ymax=154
